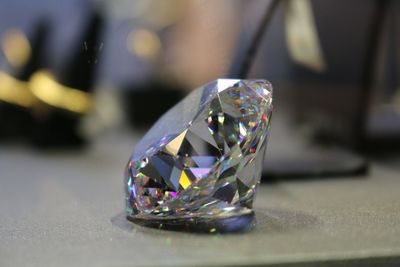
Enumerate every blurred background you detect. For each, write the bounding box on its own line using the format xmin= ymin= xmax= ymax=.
xmin=1 ymin=0 xmax=399 ymax=170
xmin=1 ymin=0 xmax=399 ymax=153
xmin=0 ymin=0 xmax=400 ymax=266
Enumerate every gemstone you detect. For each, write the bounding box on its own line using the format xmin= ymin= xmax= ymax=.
xmin=125 ymin=79 xmax=273 ymax=231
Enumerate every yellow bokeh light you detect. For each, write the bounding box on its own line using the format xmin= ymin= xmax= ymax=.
xmin=29 ymin=71 xmax=93 ymax=114
xmin=0 ymin=72 xmax=36 ymax=108
xmin=1 ymin=29 xmax=32 ymax=68
xmin=127 ymin=28 xmax=161 ymax=60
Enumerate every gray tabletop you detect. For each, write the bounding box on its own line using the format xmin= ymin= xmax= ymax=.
xmin=1 ymin=129 xmax=400 ymax=267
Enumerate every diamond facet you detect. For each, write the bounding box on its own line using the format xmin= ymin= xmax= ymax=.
xmin=125 ymin=79 xmax=273 ymax=227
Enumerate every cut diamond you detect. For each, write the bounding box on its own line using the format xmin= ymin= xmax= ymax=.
xmin=125 ymin=79 xmax=273 ymax=223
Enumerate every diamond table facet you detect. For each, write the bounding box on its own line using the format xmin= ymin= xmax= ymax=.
xmin=125 ymin=79 xmax=273 ymax=232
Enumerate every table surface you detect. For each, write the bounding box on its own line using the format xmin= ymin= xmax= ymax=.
xmin=1 ymin=129 xmax=400 ymax=267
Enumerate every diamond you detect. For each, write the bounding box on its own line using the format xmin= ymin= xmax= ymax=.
xmin=125 ymin=79 xmax=273 ymax=231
